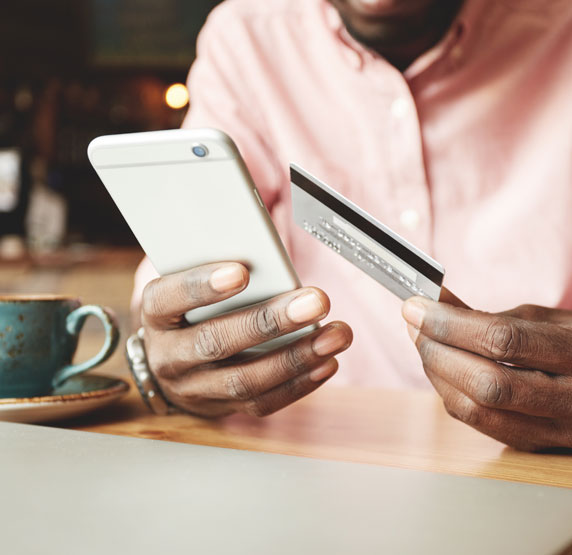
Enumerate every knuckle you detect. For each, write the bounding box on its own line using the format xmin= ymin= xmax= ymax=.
xmin=225 ymin=371 xmax=255 ymax=401
xmin=452 ymin=396 xmax=483 ymax=427
xmin=245 ymin=305 xmax=282 ymax=341
xmin=141 ymin=279 xmax=166 ymax=318
xmin=444 ymin=403 xmax=461 ymax=420
xmin=444 ymin=401 xmax=470 ymax=424
xmin=469 ymin=368 xmax=512 ymax=407
xmin=194 ymin=322 xmax=227 ymax=361
xmin=482 ymin=318 xmax=523 ymax=360
xmin=279 ymin=344 xmax=310 ymax=376
xmin=417 ymin=336 xmax=437 ymax=364
xmin=281 ymin=375 xmax=304 ymax=400
xmin=428 ymin=314 xmax=451 ymax=342
xmin=149 ymin=357 xmax=174 ymax=380
xmin=144 ymin=339 xmax=174 ymax=380
xmin=243 ymin=376 xmax=309 ymax=418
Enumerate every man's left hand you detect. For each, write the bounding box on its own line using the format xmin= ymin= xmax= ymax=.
xmin=402 ymin=293 xmax=572 ymax=451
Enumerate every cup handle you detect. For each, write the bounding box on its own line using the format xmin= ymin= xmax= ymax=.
xmin=52 ymin=305 xmax=120 ymax=388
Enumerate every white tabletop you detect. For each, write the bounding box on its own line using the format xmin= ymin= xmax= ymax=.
xmin=2 ymin=422 xmax=572 ymax=555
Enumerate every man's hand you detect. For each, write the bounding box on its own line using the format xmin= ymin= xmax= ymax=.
xmin=402 ymin=292 xmax=572 ymax=451
xmin=140 ymin=262 xmax=353 ymax=418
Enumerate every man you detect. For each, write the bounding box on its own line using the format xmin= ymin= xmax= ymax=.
xmin=132 ymin=0 xmax=572 ymax=451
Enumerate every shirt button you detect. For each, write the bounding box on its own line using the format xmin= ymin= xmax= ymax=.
xmin=400 ymin=209 xmax=420 ymax=231
xmin=348 ymin=50 xmax=363 ymax=69
xmin=390 ymin=97 xmax=410 ymax=119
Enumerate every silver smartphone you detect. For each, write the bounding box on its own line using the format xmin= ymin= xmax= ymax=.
xmin=88 ymin=128 xmax=308 ymax=347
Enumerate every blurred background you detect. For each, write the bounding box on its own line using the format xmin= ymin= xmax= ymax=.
xmin=0 ymin=0 xmax=223 ymax=256
xmin=0 ymin=0 xmax=223 ymax=371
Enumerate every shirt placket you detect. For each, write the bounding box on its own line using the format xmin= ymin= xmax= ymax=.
xmin=325 ymin=4 xmax=468 ymax=258
xmin=388 ymin=78 xmax=433 ymax=254
xmin=367 ymin=60 xmax=434 ymax=254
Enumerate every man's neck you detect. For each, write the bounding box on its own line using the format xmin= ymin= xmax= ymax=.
xmin=343 ymin=0 xmax=465 ymax=71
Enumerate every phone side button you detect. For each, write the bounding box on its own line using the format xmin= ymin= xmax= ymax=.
xmin=253 ymin=189 xmax=265 ymax=208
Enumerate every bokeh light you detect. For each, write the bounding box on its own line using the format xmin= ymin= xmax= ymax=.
xmin=165 ymin=83 xmax=189 ymax=109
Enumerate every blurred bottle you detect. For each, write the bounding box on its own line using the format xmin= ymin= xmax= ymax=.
xmin=0 ymin=85 xmax=34 ymax=259
xmin=25 ymin=158 xmax=67 ymax=253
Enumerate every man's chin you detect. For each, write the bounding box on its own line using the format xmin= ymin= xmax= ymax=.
xmin=345 ymin=0 xmax=434 ymax=18
xmin=337 ymin=11 xmax=421 ymax=46
xmin=330 ymin=0 xmax=460 ymax=48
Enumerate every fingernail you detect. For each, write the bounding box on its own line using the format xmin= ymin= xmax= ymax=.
xmin=309 ymin=359 xmax=338 ymax=382
xmin=402 ymin=299 xmax=426 ymax=328
xmin=210 ymin=264 xmax=245 ymax=293
xmin=312 ymin=326 xmax=350 ymax=356
xmin=287 ymin=292 xmax=325 ymax=323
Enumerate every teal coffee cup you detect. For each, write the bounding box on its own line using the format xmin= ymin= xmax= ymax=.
xmin=0 ymin=295 xmax=120 ymax=398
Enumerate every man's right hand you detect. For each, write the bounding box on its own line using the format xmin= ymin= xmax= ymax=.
xmin=140 ymin=262 xmax=353 ymax=418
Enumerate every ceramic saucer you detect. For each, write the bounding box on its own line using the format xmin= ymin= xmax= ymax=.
xmin=0 ymin=374 xmax=130 ymax=423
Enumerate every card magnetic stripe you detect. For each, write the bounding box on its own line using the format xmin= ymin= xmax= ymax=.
xmin=290 ymin=166 xmax=443 ymax=287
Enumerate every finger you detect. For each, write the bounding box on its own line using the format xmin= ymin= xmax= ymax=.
xmin=164 ymin=358 xmax=340 ymax=418
xmin=402 ymin=297 xmax=572 ymax=375
xmin=159 ymin=359 xmax=340 ymax=419
xmin=501 ymin=304 xmax=572 ymax=326
xmin=410 ymin=327 xmax=572 ymax=419
xmin=439 ymin=286 xmax=471 ymax=309
xmin=241 ymin=358 xmax=339 ymax=417
xmin=169 ymin=322 xmax=352 ymax=401
xmin=142 ymin=262 xmax=249 ymax=329
xmin=147 ymin=287 xmax=333 ymax=378
xmin=424 ymin=367 xmax=563 ymax=451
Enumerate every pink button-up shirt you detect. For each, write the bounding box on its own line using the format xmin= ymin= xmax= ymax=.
xmin=134 ymin=0 xmax=572 ymax=389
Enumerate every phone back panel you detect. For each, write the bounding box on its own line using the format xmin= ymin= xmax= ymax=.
xmin=89 ymin=129 xmax=301 ymax=323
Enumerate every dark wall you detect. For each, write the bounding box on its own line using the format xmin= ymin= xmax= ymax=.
xmin=0 ymin=0 xmax=86 ymax=79
xmin=0 ymin=0 xmax=224 ymax=77
xmin=0 ymin=0 xmax=224 ymax=245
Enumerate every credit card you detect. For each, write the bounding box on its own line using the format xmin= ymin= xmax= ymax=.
xmin=290 ymin=164 xmax=444 ymax=301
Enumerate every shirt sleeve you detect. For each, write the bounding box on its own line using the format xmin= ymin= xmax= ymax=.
xmin=182 ymin=6 xmax=283 ymax=208
xmin=132 ymin=6 xmax=284 ymax=313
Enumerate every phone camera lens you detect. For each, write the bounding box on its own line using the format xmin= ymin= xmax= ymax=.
xmin=192 ymin=144 xmax=208 ymax=158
